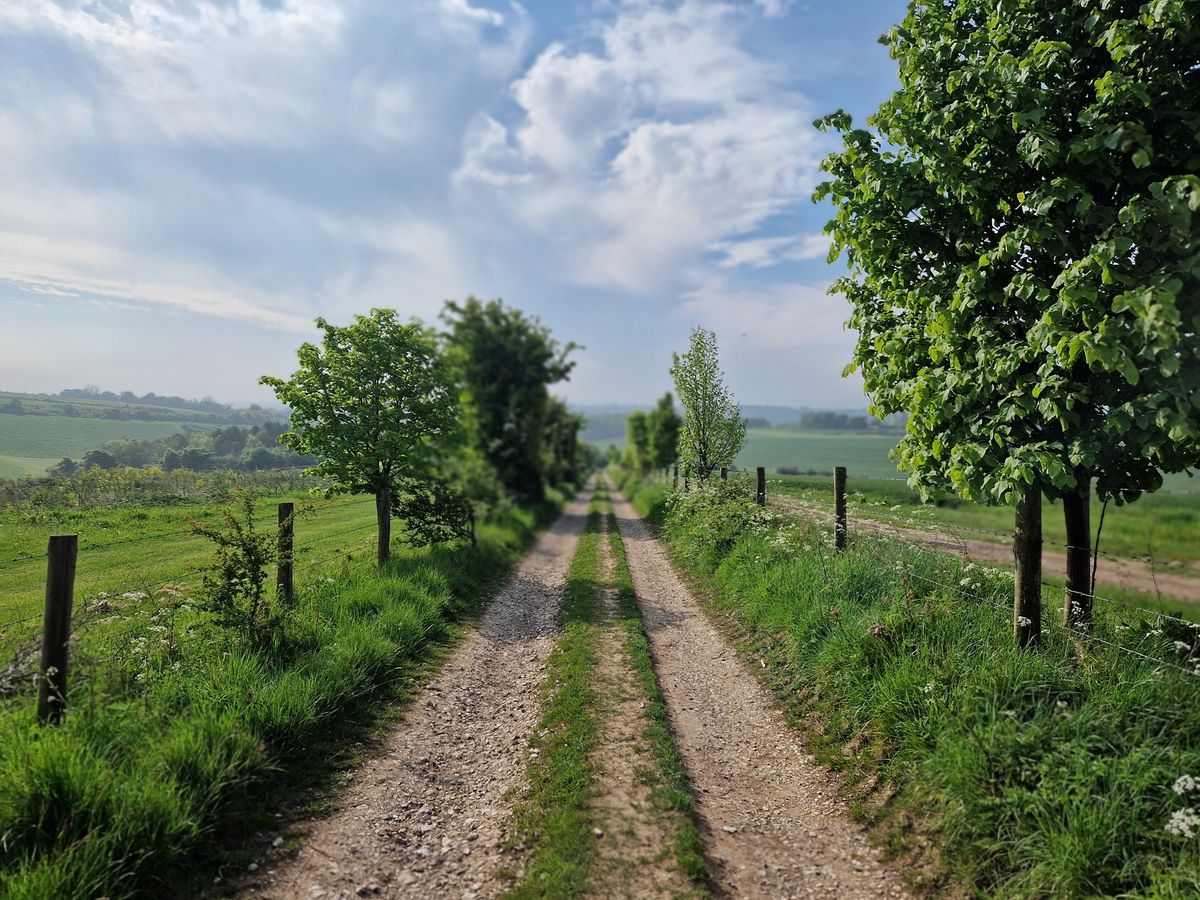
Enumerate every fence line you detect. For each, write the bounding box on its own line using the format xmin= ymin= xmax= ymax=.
xmin=0 ymin=495 xmax=386 ymax=717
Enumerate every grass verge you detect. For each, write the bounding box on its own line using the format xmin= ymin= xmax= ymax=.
xmin=508 ymin=489 xmax=603 ymax=897
xmin=0 ymin=487 xmax=573 ymax=899
xmin=614 ymin=469 xmax=1200 ymax=898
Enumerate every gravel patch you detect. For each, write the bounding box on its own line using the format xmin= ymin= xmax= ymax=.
xmin=238 ymin=486 xmax=592 ymax=900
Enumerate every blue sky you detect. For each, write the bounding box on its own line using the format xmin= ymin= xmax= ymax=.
xmin=0 ymin=0 xmax=901 ymax=408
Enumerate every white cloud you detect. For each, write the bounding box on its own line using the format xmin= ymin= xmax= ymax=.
xmin=753 ymin=0 xmax=795 ymax=18
xmin=0 ymin=0 xmax=529 ymax=328
xmin=455 ymin=0 xmax=823 ymax=293
xmin=711 ymin=232 xmax=832 ymax=268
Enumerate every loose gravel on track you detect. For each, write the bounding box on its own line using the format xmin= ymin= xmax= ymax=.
xmin=238 ymin=486 xmax=592 ymax=900
xmin=610 ymin=486 xmax=909 ymax=900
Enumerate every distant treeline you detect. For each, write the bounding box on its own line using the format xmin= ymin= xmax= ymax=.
xmin=50 ymin=422 xmax=314 ymax=475
xmin=0 ymin=387 xmax=288 ymax=426
xmin=580 ymin=408 xmax=905 ymax=444
xmin=777 ymin=411 xmax=906 ymax=433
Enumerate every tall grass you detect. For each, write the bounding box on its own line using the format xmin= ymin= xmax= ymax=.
xmin=617 ymin=471 xmax=1200 ymax=898
xmin=0 ymin=490 xmax=569 ymax=898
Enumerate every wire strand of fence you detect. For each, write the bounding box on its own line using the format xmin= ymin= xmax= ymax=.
xmin=0 ymin=611 xmax=43 ymax=630
xmin=1036 ymin=579 xmax=1200 ymax=628
xmin=888 ymin=560 xmax=1200 ymax=678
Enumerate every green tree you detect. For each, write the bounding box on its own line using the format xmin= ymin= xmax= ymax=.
xmin=542 ymin=396 xmax=585 ymax=487
xmin=815 ymin=1 xmax=1200 ymax=628
xmin=646 ymin=392 xmax=681 ymax=470
xmin=261 ymin=309 xmax=459 ymax=565
xmin=670 ymin=328 xmax=746 ymax=482
xmin=625 ymin=410 xmax=651 ymax=472
xmin=441 ymin=297 xmax=577 ymax=501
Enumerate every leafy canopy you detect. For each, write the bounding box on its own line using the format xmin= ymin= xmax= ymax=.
xmin=815 ymin=0 xmax=1200 ymax=504
xmin=260 ymin=308 xmax=459 ymax=495
xmin=670 ymin=328 xmax=746 ymax=481
xmin=647 ymin=392 xmax=682 ymax=470
xmin=442 ymin=297 xmax=577 ymax=500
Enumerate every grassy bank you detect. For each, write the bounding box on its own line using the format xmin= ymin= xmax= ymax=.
xmin=615 ymin=471 xmax=1200 ymax=898
xmin=0 ymin=488 xmax=572 ymax=898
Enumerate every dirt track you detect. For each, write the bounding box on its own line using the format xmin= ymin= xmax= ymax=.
xmin=237 ymin=485 xmax=591 ymax=899
xmin=233 ymin=480 xmax=908 ymax=898
xmin=610 ymin=485 xmax=906 ymax=899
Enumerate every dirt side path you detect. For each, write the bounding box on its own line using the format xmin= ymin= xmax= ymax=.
xmin=774 ymin=496 xmax=1200 ymax=604
xmin=610 ymin=488 xmax=908 ymax=900
xmin=241 ymin=486 xmax=592 ymax=900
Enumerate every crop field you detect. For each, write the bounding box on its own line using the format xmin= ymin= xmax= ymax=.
xmin=0 ymin=414 xmax=216 ymax=476
xmin=734 ymin=428 xmax=902 ymax=478
xmin=739 ymin=428 xmax=1200 ymax=494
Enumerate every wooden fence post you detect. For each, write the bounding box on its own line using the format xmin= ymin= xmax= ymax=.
xmin=277 ymin=502 xmax=294 ymax=605
xmin=756 ymin=467 xmax=766 ymax=506
xmin=673 ymin=465 xmax=678 ymax=490
xmin=38 ymin=534 xmax=77 ymax=725
xmin=1014 ymin=485 xmax=1043 ymax=648
xmin=721 ymin=466 xmax=728 ymax=481
xmin=834 ymin=466 xmax=847 ymax=551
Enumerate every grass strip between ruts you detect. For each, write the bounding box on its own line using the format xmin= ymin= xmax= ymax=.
xmin=507 ymin=488 xmax=604 ymax=897
xmin=604 ymin=500 xmax=709 ymax=888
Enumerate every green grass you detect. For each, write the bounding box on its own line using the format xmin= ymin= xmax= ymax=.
xmin=0 ymin=493 xmax=378 ymax=649
xmin=0 ymin=414 xmax=214 ymax=468
xmin=509 ymin=489 xmax=603 ymax=897
xmin=603 ymin=499 xmax=708 ymax=888
xmin=618 ymin=471 xmax=1200 ymax=898
xmin=0 ymin=486 xmax=572 ymax=898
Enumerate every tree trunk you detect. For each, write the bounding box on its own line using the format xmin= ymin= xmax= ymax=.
xmin=1062 ymin=479 xmax=1092 ymax=628
xmin=376 ymin=488 xmax=391 ymax=566
xmin=1013 ymin=485 xmax=1042 ymax=648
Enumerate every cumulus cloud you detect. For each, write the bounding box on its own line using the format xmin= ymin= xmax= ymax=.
xmin=455 ymin=0 xmax=823 ymax=293
xmin=0 ymin=0 xmax=528 ymax=327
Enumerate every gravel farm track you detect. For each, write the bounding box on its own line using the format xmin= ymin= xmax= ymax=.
xmin=231 ymin=477 xmax=908 ymax=899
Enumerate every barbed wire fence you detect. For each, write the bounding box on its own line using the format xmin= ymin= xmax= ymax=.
xmin=659 ymin=460 xmax=1200 ymax=679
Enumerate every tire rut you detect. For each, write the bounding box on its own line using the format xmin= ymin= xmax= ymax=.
xmin=238 ymin=485 xmax=593 ymax=900
xmin=609 ymin=486 xmax=909 ymax=899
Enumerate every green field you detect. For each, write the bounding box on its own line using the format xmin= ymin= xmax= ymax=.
xmin=0 ymin=492 xmax=377 ymax=648
xmin=0 ymin=414 xmax=216 ymax=476
xmin=735 ymin=428 xmax=902 ymax=478
xmin=736 ymin=427 xmax=1200 ymax=494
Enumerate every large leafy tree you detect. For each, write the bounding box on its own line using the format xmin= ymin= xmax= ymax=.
xmin=261 ymin=309 xmax=459 ymax=565
xmin=542 ymin=396 xmax=586 ymax=486
xmin=442 ymin=297 xmax=577 ymax=501
xmin=671 ymin=328 xmax=746 ymax=482
xmin=816 ymin=0 xmax=1200 ymax=628
xmin=625 ymin=410 xmax=651 ymax=472
xmin=647 ymin=392 xmax=682 ymax=470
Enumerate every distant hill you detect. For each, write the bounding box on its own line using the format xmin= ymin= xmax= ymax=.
xmin=0 ymin=388 xmax=291 ymax=478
